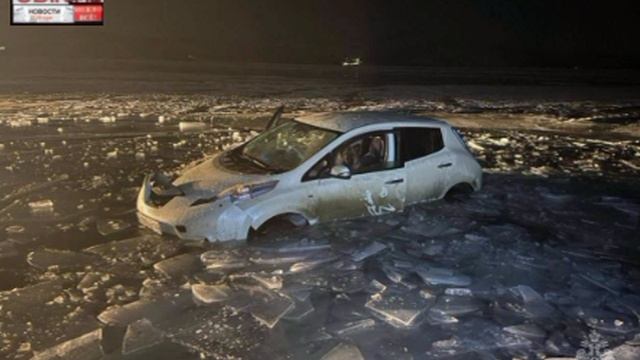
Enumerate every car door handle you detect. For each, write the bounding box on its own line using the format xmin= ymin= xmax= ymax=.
xmin=438 ymin=162 xmax=452 ymax=169
xmin=385 ymin=178 xmax=404 ymax=184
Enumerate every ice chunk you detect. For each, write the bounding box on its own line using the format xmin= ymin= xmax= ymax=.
xmin=352 ymin=241 xmax=387 ymax=262
xmin=568 ymin=306 xmax=638 ymax=335
xmin=191 ymin=284 xmax=233 ymax=304
xmin=289 ymin=253 xmax=338 ymax=273
xmin=426 ymin=309 xmax=459 ymax=325
xmin=153 ymin=253 xmax=201 ymax=280
xmin=135 ymin=152 xmax=146 ymax=161
xmin=96 ymin=219 xmax=131 ymax=237
xmin=28 ymin=199 xmax=54 ymax=213
xmin=160 ymin=307 xmax=267 ymax=359
xmin=282 ymin=283 xmax=313 ymax=302
xmin=429 ymin=295 xmax=482 ymax=317
xmin=4 ymin=225 xmax=25 ymax=235
xmin=99 ymin=116 xmax=116 ymax=123
xmin=503 ymin=324 xmax=546 ymax=340
xmin=27 ymin=249 xmax=103 ymax=271
xmin=365 ymin=288 xmax=435 ymax=328
xmin=179 ymin=122 xmax=208 ymax=132
xmin=86 ymin=235 xmax=181 ymax=266
xmin=331 ymin=271 xmax=368 ymax=293
xmin=193 ymin=271 xmax=226 ymax=285
xmin=200 ymin=249 xmax=250 ymax=270
xmin=445 ymin=288 xmax=473 ymax=297
xmin=250 ymin=273 xmax=284 ymax=290
xmin=320 ymin=342 xmax=365 ymax=360
xmin=122 ymin=319 xmax=164 ymax=355
xmin=415 ymin=265 xmax=472 ymax=287
xmin=77 ymin=272 xmax=111 ymax=292
xmin=98 ymin=291 xmax=194 ymax=326
xmin=106 ymin=149 xmax=118 ymax=159
xmin=8 ymin=119 xmax=32 ymax=127
xmin=366 ymin=279 xmax=387 ymax=294
xmin=282 ymin=297 xmax=314 ymax=321
xmin=0 ymin=280 xmax=64 ymax=314
xmin=249 ymin=251 xmax=311 ymax=265
xmin=252 ymin=237 xmax=331 ymax=253
xmin=504 ymin=285 xmax=556 ymax=319
xmin=381 ymin=263 xmax=407 ymax=283
xmin=327 ymin=318 xmax=376 ymax=337
xmin=32 ymin=329 xmax=103 ymax=360
xmin=467 ymin=140 xmax=485 ymax=152
xmin=249 ymin=289 xmax=294 ymax=329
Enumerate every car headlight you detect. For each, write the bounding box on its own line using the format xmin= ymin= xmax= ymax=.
xmin=228 ymin=180 xmax=278 ymax=202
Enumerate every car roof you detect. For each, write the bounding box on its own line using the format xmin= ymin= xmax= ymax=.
xmin=295 ymin=111 xmax=448 ymax=133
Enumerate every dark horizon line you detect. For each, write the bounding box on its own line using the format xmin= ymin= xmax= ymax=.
xmin=2 ymin=53 xmax=640 ymax=71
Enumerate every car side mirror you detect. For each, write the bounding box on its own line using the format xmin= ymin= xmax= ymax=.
xmin=330 ymin=165 xmax=351 ymax=179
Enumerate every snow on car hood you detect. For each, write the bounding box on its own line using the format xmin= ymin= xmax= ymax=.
xmin=172 ymin=154 xmax=270 ymax=198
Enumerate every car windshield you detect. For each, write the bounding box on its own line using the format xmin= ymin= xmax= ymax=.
xmin=240 ymin=121 xmax=339 ymax=172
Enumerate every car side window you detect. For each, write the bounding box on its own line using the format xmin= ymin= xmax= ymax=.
xmin=398 ymin=127 xmax=444 ymax=164
xmin=303 ymin=131 xmax=397 ymax=181
xmin=304 ymin=154 xmax=332 ymax=180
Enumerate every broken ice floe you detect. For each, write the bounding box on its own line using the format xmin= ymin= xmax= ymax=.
xmin=327 ymin=318 xmax=376 ymax=337
xmin=251 ymin=237 xmax=331 ymax=253
xmin=365 ymin=287 xmax=435 ymax=328
xmin=153 ymin=253 xmax=202 ymax=280
xmin=249 ymin=290 xmax=295 ymax=329
xmin=27 ymin=249 xmax=103 ymax=271
xmin=32 ymin=328 xmax=103 ymax=360
xmin=414 ymin=265 xmax=472 ymax=287
xmin=429 ymin=295 xmax=482 ymax=317
xmin=200 ymin=249 xmax=250 ymax=270
xmin=351 ymin=241 xmax=387 ymax=262
xmin=503 ymin=324 xmax=547 ymax=340
xmin=320 ymin=342 xmax=365 ymax=360
xmin=98 ymin=290 xmax=193 ymax=326
xmin=28 ymin=199 xmax=54 ymax=213
xmin=494 ymin=285 xmax=556 ymax=320
xmin=96 ymin=219 xmax=131 ymax=237
xmin=191 ymin=283 xmax=233 ymax=304
xmin=86 ymin=235 xmax=181 ymax=266
xmin=289 ymin=252 xmax=338 ymax=273
xmin=122 ymin=319 xmax=165 ymax=355
xmin=179 ymin=121 xmax=208 ymax=132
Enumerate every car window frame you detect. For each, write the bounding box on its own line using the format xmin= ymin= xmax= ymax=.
xmin=302 ymin=130 xmax=401 ymax=182
xmin=395 ymin=126 xmax=445 ymax=165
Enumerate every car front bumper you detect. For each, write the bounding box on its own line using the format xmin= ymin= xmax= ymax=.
xmin=136 ymin=174 xmax=253 ymax=242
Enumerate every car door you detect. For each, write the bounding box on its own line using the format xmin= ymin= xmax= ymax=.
xmin=400 ymin=127 xmax=452 ymax=204
xmin=304 ymin=131 xmax=406 ymax=222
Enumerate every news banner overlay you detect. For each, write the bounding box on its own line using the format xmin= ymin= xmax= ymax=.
xmin=11 ymin=0 xmax=104 ymax=25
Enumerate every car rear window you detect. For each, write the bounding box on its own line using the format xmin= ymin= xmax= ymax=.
xmin=398 ymin=127 xmax=444 ymax=163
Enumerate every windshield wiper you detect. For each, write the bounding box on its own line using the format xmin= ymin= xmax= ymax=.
xmin=234 ymin=150 xmax=274 ymax=171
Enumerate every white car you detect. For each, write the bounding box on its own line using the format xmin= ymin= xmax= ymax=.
xmin=137 ymin=111 xmax=482 ymax=242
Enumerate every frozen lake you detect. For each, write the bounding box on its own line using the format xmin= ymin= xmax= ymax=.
xmin=0 ymin=68 xmax=639 ymax=359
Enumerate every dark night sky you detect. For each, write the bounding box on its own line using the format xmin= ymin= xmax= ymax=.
xmin=1 ymin=0 xmax=639 ymax=68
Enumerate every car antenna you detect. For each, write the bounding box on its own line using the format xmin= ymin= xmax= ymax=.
xmin=266 ymin=105 xmax=285 ymax=130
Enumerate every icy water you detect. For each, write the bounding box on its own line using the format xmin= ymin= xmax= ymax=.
xmin=0 ymin=92 xmax=639 ymax=359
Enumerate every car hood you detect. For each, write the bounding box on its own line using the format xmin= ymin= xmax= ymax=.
xmin=173 ymin=154 xmax=271 ymax=198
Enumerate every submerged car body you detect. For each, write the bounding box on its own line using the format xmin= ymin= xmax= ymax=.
xmin=136 ymin=111 xmax=482 ymax=242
